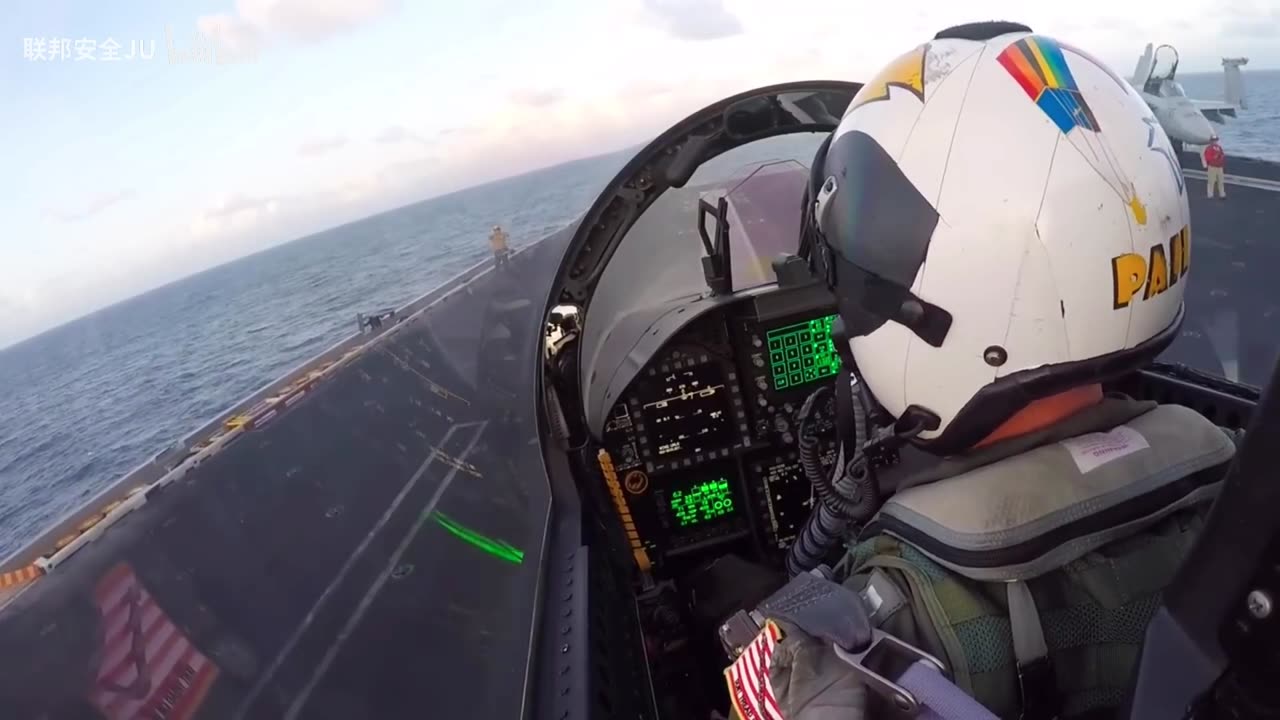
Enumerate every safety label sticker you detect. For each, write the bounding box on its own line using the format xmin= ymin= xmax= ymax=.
xmin=1061 ymin=425 xmax=1150 ymax=474
xmin=724 ymin=619 xmax=785 ymax=720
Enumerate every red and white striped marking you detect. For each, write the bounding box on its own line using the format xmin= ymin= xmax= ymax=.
xmin=724 ymin=619 xmax=785 ymax=720
xmin=88 ymin=563 xmax=220 ymax=720
xmin=0 ymin=563 xmax=41 ymax=588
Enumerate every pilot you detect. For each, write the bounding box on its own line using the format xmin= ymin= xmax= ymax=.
xmin=1202 ymin=132 xmax=1226 ymax=199
xmin=723 ymin=22 xmax=1240 ymax=720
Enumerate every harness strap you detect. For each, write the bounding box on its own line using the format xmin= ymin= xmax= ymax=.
xmin=898 ymin=661 xmax=999 ymax=720
xmin=1006 ymin=581 xmax=1061 ymax=720
xmin=758 ymin=570 xmax=872 ymax=651
xmin=759 ymin=572 xmax=1000 ymax=719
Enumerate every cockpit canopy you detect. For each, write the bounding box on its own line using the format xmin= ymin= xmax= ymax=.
xmin=544 ymin=84 xmax=859 ymax=438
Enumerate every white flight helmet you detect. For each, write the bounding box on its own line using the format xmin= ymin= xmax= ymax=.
xmin=807 ymin=22 xmax=1190 ymax=454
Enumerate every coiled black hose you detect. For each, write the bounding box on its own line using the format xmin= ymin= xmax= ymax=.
xmin=786 ymin=382 xmax=880 ymax=576
xmin=786 ymin=479 xmax=849 ymax=574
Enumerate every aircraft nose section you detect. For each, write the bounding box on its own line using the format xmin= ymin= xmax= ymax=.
xmin=1171 ymin=103 xmax=1216 ymax=145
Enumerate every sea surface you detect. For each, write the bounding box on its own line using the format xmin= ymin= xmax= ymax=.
xmin=0 ymin=70 xmax=1278 ymax=560
xmin=0 ymin=152 xmax=626 ymax=558
xmin=1179 ymin=70 xmax=1280 ymax=161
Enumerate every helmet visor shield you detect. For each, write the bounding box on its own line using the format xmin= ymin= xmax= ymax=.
xmin=815 ymin=130 xmax=951 ymax=346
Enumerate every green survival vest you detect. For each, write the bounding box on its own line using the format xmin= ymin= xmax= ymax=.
xmin=841 ymin=399 xmax=1238 ymax=719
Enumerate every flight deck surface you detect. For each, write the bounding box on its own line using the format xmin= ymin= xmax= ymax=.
xmin=1165 ymin=151 xmax=1280 ymax=388
xmin=0 ymin=229 xmax=570 ymax=719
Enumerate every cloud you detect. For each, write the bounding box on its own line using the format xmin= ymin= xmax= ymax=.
xmin=197 ymin=0 xmax=395 ymax=53
xmin=203 ymin=193 xmax=279 ymax=219
xmin=194 ymin=14 xmax=263 ymax=57
xmin=44 ymin=191 xmax=135 ymax=222
xmin=641 ymin=0 xmax=744 ymax=40
xmin=1220 ymin=0 xmax=1280 ymax=39
xmin=509 ymin=87 xmax=566 ymax=107
xmin=376 ymin=156 xmax=439 ymax=185
xmin=190 ymin=194 xmax=280 ymax=237
xmin=621 ymin=79 xmax=676 ymax=100
xmin=241 ymin=0 xmax=395 ymax=40
xmin=374 ymin=125 xmax=431 ymax=145
xmin=297 ymin=134 xmax=349 ymax=156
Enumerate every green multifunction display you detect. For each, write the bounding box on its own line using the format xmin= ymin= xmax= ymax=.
xmin=668 ymin=477 xmax=735 ymax=527
xmin=766 ymin=314 xmax=841 ymax=391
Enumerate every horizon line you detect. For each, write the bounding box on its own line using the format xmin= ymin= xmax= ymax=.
xmin=0 ymin=141 xmax=642 ymax=352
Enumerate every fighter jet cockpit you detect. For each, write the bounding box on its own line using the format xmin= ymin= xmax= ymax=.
xmin=1143 ymin=43 xmax=1187 ymax=97
xmin=536 ymin=79 xmax=1280 ymax=720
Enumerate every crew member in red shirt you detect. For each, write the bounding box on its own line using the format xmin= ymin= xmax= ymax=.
xmin=1202 ymin=133 xmax=1226 ymax=199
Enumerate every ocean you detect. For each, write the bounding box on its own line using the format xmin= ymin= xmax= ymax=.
xmin=0 ymin=152 xmax=626 ymax=558
xmin=1 ymin=70 xmax=1277 ymax=560
xmin=1179 ymin=70 xmax=1280 ymax=161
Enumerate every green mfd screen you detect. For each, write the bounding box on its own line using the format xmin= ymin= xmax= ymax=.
xmin=669 ymin=478 xmax=735 ymax=527
xmin=766 ymin=314 xmax=841 ymax=391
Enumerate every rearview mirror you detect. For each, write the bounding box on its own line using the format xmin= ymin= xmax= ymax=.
xmin=723 ymin=89 xmax=852 ymax=140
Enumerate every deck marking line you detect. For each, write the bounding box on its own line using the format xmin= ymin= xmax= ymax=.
xmin=233 ymin=422 xmax=465 ymax=719
xmin=283 ymin=421 xmax=487 ymax=720
xmin=1182 ymin=168 xmax=1280 ymax=192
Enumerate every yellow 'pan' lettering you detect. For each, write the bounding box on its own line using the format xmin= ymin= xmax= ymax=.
xmin=1112 ymin=253 xmax=1147 ymax=309
xmin=1109 ymin=225 xmax=1189 ymax=309
xmin=1144 ymin=244 xmax=1169 ymax=300
xmin=1169 ymin=229 xmax=1183 ymax=286
xmin=1177 ymin=227 xmax=1191 ymax=276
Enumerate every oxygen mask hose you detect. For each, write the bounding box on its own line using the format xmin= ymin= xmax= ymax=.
xmin=786 ymin=383 xmax=880 ymax=575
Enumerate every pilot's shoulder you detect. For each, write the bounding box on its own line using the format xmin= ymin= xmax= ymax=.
xmin=1215 ymin=422 xmax=1246 ymax=449
xmin=1148 ymin=399 xmax=1245 ymax=449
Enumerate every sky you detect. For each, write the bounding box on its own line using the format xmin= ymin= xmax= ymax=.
xmin=2 ymin=0 xmax=1277 ymax=348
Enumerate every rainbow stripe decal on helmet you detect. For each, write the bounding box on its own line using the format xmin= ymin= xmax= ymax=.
xmin=997 ymin=36 xmax=1100 ymax=134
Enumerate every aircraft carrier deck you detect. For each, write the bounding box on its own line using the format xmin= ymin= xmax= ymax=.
xmin=1167 ymin=150 xmax=1280 ymax=388
xmin=0 ymin=227 xmax=573 ymax=719
xmin=0 ymin=148 xmax=1275 ymax=719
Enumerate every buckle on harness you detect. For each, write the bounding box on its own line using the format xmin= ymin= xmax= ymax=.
xmin=718 ymin=609 xmax=766 ymax=659
xmin=1016 ymin=656 xmax=1061 ymax=720
xmin=753 ymin=570 xmax=952 ymax=716
xmin=832 ymin=629 xmax=946 ymax=716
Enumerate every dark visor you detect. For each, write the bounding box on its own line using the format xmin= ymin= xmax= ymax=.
xmin=811 ymin=130 xmax=952 ymax=347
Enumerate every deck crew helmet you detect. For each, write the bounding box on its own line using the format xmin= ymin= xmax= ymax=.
xmin=804 ymin=22 xmax=1190 ymax=454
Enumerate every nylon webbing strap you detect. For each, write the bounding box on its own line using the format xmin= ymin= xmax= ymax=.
xmin=758 ymin=571 xmax=873 ymax=651
xmin=763 ymin=573 xmax=1006 ymax=719
xmin=1006 ymin=581 xmax=1061 ymax=720
xmin=897 ymin=661 xmax=999 ymax=720
xmin=1007 ymin=581 xmax=1048 ymax=666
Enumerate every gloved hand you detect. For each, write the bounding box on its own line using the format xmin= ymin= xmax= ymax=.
xmin=726 ymin=619 xmax=867 ymax=720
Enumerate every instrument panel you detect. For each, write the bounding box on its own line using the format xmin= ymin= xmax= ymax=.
xmin=627 ymin=349 xmax=747 ymax=471
xmin=600 ymin=296 xmax=843 ymax=564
